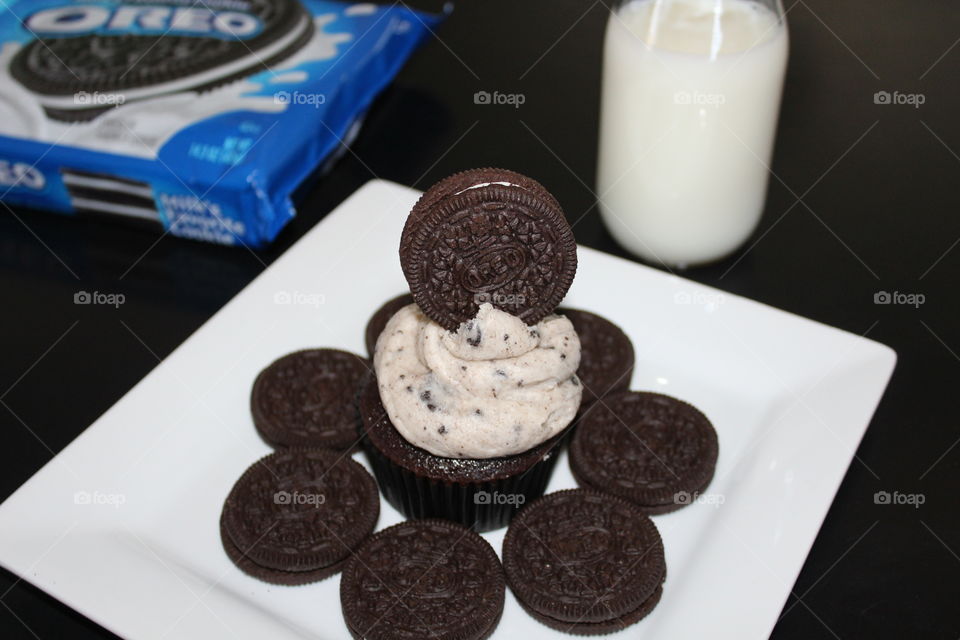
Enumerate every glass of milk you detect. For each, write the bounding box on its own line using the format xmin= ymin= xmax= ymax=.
xmin=596 ymin=0 xmax=788 ymax=267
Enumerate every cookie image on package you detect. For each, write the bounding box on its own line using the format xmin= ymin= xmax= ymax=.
xmin=400 ymin=168 xmax=577 ymax=331
xmin=60 ymin=169 xmax=163 ymax=230
xmin=11 ymin=0 xmax=315 ymax=121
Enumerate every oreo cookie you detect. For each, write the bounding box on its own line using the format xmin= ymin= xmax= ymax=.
xmin=220 ymin=448 xmax=379 ymax=585
xmin=11 ymin=0 xmax=315 ymax=121
xmin=251 ymin=348 xmax=370 ymax=451
xmin=401 ymin=168 xmax=562 ymax=255
xmin=502 ymin=489 xmax=665 ymax=634
xmin=570 ymin=391 xmax=719 ymax=514
xmin=340 ymin=519 xmax=505 ymax=640
xmin=364 ymin=292 xmax=414 ymax=357
xmin=401 ymin=168 xmax=577 ymax=331
xmin=559 ymin=308 xmax=635 ymax=406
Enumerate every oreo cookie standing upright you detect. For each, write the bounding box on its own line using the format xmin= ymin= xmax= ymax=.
xmin=401 ymin=168 xmax=577 ymax=331
xmin=11 ymin=0 xmax=315 ymax=120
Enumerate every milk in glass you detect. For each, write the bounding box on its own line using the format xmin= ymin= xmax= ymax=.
xmin=597 ymin=0 xmax=788 ymax=266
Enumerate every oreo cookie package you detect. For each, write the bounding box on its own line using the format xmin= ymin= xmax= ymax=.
xmin=0 ymin=0 xmax=442 ymax=245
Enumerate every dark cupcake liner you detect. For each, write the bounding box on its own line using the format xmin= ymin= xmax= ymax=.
xmin=355 ymin=370 xmax=573 ymax=532
xmin=360 ymin=428 xmax=561 ymax=532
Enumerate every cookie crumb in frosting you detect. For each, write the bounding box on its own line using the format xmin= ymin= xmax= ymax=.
xmin=373 ymin=303 xmax=581 ymax=458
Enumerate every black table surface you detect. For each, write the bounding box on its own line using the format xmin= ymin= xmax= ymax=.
xmin=1 ymin=1 xmax=958 ymax=638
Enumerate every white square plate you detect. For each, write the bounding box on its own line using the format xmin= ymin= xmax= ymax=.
xmin=0 ymin=180 xmax=895 ymax=639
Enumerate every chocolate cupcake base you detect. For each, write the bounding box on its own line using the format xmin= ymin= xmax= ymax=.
xmin=358 ymin=375 xmax=565 ymax=532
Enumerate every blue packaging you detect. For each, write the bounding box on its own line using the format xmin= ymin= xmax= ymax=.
xmin=0 ymin=0 xmax=441 ymax=246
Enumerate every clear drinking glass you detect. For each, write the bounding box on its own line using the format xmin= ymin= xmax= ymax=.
xmin=596 ymin=0 xmax=788 ymax=267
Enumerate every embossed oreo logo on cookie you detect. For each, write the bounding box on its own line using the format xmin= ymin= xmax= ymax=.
xmin=551 ymin=522 xmax=612 ymax=564
xmin=401 ymin=168 xmax=577 ymax=331
xmin=459 ymin=243 xmax=527 ymax=293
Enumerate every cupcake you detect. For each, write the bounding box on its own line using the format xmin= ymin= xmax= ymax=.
xmin=358 ymin=168 xmax=582 ymax=531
